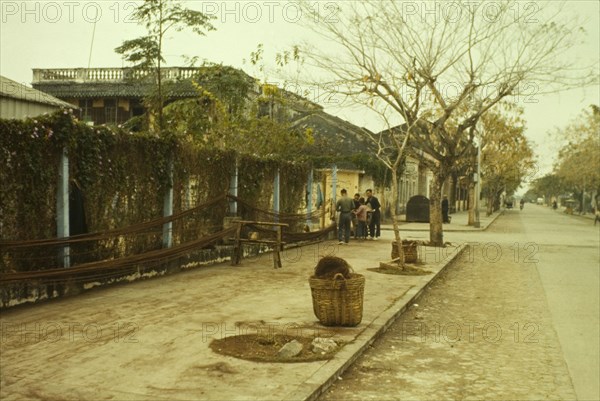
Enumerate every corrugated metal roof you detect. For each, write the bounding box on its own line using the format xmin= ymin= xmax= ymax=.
xmin=0 ymin=76 xmax=76 ymax=108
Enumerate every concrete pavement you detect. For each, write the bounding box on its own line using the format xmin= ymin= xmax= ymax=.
xmin=0 ymin=211 xmax=499 ymax=401
xmin=320 ymin=204 xmax=599 ymax=401
xmin=321 ymin=207 xmax=581 ymax=400
xmin=383 ymin=208 xmax=503 ymax=232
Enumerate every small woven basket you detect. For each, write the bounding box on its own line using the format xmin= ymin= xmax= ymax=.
xmin=391 ymin=240 xmax=418 ymax=263
xmin=309 ymin=273 xmax=365 ymax=327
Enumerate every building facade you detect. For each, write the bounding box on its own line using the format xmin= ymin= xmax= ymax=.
xmin=1 ymin=75 xmax=76 ymax=119
xmin=31 ymin=67 xmax=210 ymax=125
xmin=30 ymin=67 xmax=437 ymax=218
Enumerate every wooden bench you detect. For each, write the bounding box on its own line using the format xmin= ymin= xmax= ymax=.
xmin=231 ymin=220 xmax=289 ymax=269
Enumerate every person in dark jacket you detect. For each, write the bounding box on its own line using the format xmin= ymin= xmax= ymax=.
xmin=442 ymin=195 xmax=450 ymax=223
xmin=366 ymin=189 xmax=381 ymax=240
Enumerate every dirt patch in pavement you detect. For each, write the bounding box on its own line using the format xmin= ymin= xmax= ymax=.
xmin=210 ymin=334 xmax=342 ymax=363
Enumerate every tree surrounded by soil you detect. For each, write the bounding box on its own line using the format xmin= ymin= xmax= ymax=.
xmin=210 ymin=334 xmax=342 ymax=363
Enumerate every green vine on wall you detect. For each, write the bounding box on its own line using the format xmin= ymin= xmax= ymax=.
xmin=1 ymin=110 xmax=313 ymax=242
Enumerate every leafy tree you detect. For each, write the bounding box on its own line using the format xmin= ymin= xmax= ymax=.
xmin=163 ymin=68 xmax=313 ymax=159
xmin=295 ymin=0 xmax=596 ymax=245
xmin=240 ymin=115 xmax=313 ymax=159
xmin=531 ymin=174 xmax=567 ymax=204
xmin=554 ymin=105 xmax=600 ymax=211
xmin=162 ymin=64 xmax=253 ymax=144
xmin=115 ymin=0 xmax=215 ymax=136
xmin=480 ymin=103 xmax=536 ymax=215
xmin=193 ymin=64 xmax=254 ymax=119
xmin=162 ymin=88 xmax=229 ymax=145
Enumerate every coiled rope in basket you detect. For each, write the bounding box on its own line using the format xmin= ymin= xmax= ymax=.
xmin=309 ymin=272 xmax=365 ymax=327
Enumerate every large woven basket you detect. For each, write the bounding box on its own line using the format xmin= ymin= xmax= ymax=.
xmin=309 ymin=273 xmax=365 ymax=327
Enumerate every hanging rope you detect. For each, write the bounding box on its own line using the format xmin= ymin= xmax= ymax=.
xmin=1 ymin=195 xmax=334 ymax=287
xmin=0 ymin=194 xmax=228 ymax=249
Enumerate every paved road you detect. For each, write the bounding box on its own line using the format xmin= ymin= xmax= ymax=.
xmin=521 ymin=206 xmax=599 ymax=401
xmin=320 ymin=206 xmax=599 ymax=400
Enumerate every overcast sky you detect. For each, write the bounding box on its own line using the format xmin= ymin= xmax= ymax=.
xmin=1 ymin=0 xmax=598 ymax=187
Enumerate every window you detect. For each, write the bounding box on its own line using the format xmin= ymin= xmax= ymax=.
xmin=104 ymin=99 xmax=116 ymax=124
xmin=79 ymin=99 xmax=92 ymax=122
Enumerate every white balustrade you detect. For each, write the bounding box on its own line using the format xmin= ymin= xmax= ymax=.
xmin=32 ymin=67 xmax=204 ymax=83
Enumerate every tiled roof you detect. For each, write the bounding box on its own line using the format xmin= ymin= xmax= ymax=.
xmin=290 ymin=110 xmax=377 ymax=158
xmin=31 ymin=80 xmax=200 ymax=99
xmin=1 ymin=75 xmax=76 ymax=108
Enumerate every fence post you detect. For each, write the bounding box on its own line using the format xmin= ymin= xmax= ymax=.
xmin=320 ymin=174 xmax=327 ymax=229
xmin=56 ymin=146 xmax=70 ymax=268
xmin=162 ymin=157 xmax=174 ymax=248
xmin=306 ymin=169 xmax=313 ymax=229
xmin=229 ymin=159 xmax=238 ymax=216
xmin=273 ymin=168 xmax=280 ymax=223
xmin=331 ymin=164 xmax=338 ymax=204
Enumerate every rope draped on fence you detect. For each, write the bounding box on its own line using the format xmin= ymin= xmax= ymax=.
xmin=0 ymin=194 xmax=334 ymax=287
xmin=227 ymin=194 xmax=323 ymax=225
xmin=226 ymin=194 xmax=336 ymax=242
xmin=0 ymin=227 xmax=237 ymax=284
xmin=0 ymin=194 xmax=229 ymax=249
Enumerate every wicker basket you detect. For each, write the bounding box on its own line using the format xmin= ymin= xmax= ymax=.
xmin=391 ymin=240 xmax=418 ymax=263
xmin=309 ymin=273 xmax=365 ymax=327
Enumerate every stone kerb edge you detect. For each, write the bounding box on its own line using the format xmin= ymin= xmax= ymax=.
xmin=285 ymin=243 xmax=468 ymax=401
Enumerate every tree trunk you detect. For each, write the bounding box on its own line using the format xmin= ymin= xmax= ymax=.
xmin=494 ymin=192 xmax=501 ymax=212
xmin=391 ymin=168 xmax=405 ymax=267
xmin=157 ymin=1 xmax=164 ymax=136
xmin=468 ymin=181 xmax=476 ymax=225
xmin=390 ymin=169 xmax=399 ymax=216
xmin=486 ymin=195 xmax=494 ymax=216
xmin=429 ymin=173 xmax=444 ymax=246
xmin=449 ymin=172 xmax=457 ymax=213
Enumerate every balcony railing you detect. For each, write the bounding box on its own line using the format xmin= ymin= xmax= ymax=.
xmin=32 ymin=67 xmax=202 ymax=83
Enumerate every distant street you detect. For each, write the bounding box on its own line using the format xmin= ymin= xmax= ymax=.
xmin=521 ymin=206 xmax=600 ymax=401
xmin=321 ymin=205 xmax=599 ymax=400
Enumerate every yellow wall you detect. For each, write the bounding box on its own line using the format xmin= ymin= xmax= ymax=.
xmin=324 ymin=170 xmax=361 ymax=198
xmin=310 ymin=169 xmax=364 ymax=228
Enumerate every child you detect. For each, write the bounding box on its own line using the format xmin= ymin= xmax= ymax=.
xmin=353 ymin=197 xmax=369 ymax=239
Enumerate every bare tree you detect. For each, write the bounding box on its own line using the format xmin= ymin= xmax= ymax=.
xmin=296 ymin=0 xmax=597 ymax=245
xmin=360 ymin=116 xmax=415 ymax=268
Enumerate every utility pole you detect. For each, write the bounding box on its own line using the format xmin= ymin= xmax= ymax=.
xmin=474 ymin=124 xmax=482 ymax=228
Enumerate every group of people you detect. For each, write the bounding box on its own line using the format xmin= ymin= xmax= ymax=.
xmin=335 ymin=188 xmax=381 ymax=244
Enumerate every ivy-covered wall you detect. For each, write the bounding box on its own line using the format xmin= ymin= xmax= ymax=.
xmin=0 ymin=110 xmax=309 ymax=246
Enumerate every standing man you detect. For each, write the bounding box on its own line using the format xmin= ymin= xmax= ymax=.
xmin=336 ymin=189 xmax=354 ymax=244
xmin=366 ymin=188 xmax=381 ymax=240
xmin=442 ymin=195 xmax=450 ymax=223
xmin=352 ymin=193 xmax=361 ymax=238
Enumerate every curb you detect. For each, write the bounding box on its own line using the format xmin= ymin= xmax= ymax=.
xmin=284 ymin=243 xmax=468 ymax=401
xmin=482 ymin=209 xmax=504 ymax=230
xmin=551 ymin=208 xmax=597 ymax=222
xmin=381 ymin=210 xmax=503 ymax=233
